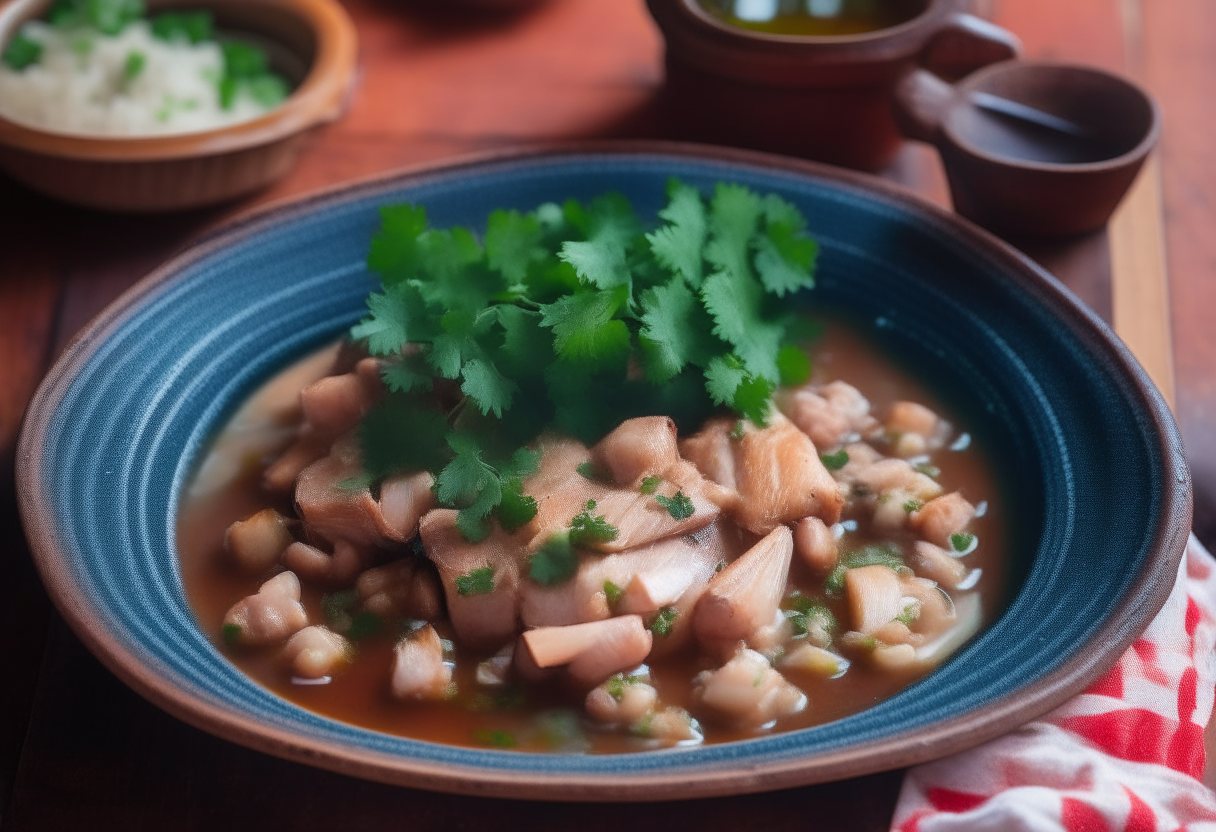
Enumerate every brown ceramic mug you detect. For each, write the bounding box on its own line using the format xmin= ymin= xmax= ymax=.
xmin=645 ymin=0 xmax=1021 ymax=171
xmin=893 ymin=62 xmax=1161 ymax=238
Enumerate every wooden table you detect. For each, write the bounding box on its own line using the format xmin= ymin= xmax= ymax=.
xmin=2 ymin=0 xmax=1213 ymax=828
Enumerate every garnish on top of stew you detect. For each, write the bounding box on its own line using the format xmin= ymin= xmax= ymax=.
xmin=178 ymin=181 xmax=1003 ymax=752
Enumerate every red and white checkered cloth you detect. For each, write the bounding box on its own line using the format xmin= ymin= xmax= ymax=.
xmin=893 ymin=536 xmax=1216 ymax=832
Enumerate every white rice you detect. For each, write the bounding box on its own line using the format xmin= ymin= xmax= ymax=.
xmin=0 ymin=20 xmax=278 ymax=137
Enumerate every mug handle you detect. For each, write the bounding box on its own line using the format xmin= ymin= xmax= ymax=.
xmin=892 ymin=69 xmax=957 ymax=143
xmin=920 ymin=12 xmax=1022 ymax=79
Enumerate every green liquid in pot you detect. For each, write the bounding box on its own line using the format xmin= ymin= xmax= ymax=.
xmin=698 ymin=0 xmax=924 ymax=36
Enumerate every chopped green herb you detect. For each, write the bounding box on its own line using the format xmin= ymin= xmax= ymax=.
xmin=649 ymin=606 xmax=679 ymax=637
xmin=471 ymin=729 xmax=517 ymax=748
xmin=346 ymin=611 xmax=383 ymax=640
xmin=121 ymin=49 xmax=144 ymax=79
xmin=217 ymin=40 xmax=289 ymax=111
xmin=639 ymin=475 xmax=662 ymax=494
xmin=730 ymin=420 xmax=746 ymax=441
xmin=820 ymin=449 xmax=849 ymax=470
xmin=715 ymin=558 xmax=727 ymax=573
xmin=244 ymin=73 xmax=288 ymax=108
xmin=782 ymin=592 xmax=838 ymax=638
xmin=469 ymin=687 xmax=527 ymax=712
xmin=605 ymin=673 xmax=627 ymax=701
xmin=903 ymin=498 xmax=924 ymax=513
xmin=48 ymin=0 xmax=143 ymax=34
xmin=337 ymin=472 xmax=376 ymax=493
xmin=344 ymin=183 xmax=820 ymax=523
xmin=603 ymin=580 xmax=624 ymax=607
xmin=455 ymin=566 xmax=495 ymax=596
xmin=321 ymin=589 xmax=358 ymax=631
xmin=605 ymin=672 xmax=646 ymax=701
xmin=951 ymin=532 xmax=976 ymax=553
xmin=914 ymin=462 xmax=941 ymax=479
xmin=497 ymin=478 xmax=538 ymax=532
xmin=568 ymin=500 xmax=619 ymax=548
xmin=654 ymin=490 xmax=695 ymax=520
xmin=536 ymin=710 xmax=590 ymax=752
xmin=150 ymin=9 xmax=213 ymax=42
xmin=2 ymin=31 xmax=42 ymax=70
xmin=221 ymin=39 xmax=266 ymax=78
xmin=629 ymin=712 xmax=655 ymax=738
xmin=529 ymin=533 xmax=579 ymax=585
xmin=221 ymin=622 xmax=241 ymax=644
xmin=825 ymin=544 xmax=906 ymax=596
xmin=776 ymin=344 xmax=811 ymax=387
xmin=894 ymin=603 xmax=921 ymax=626
xmin=576 ymin=461 xmax=603 ymax=481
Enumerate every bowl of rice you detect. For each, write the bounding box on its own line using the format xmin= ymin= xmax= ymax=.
xmin=0 ymin=0 xmax=357 ymax=211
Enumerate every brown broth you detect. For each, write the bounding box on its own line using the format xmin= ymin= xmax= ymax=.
xmin=177 ymin=321 xmax=1008 ymax=754
xmin=698 ymin=0 xmax=924 ymax=37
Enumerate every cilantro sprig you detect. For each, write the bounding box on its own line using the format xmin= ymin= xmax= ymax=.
xmin=351 ymin=181 xmax=820 ymax=541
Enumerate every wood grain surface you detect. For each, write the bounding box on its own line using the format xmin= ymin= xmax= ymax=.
xmin=0 ymin=0 xmax=1210 ymax=828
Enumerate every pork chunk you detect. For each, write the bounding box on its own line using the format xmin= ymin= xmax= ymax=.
xmin=691 ymin=647 xmax=806 ymax=727
xmin=419 ymin=509 xmax=524 ymax=650
xmin=223 ymin=571 xmax=309 ymax=647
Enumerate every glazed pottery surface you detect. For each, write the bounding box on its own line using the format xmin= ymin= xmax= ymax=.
xmin=646 ymin=0 xmax=1021 ymax=170
xmin=894 ymin=61 xmax=1161 ymax=239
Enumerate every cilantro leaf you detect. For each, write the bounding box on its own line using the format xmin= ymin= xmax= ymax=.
xmin=539 ymin=289 xmax=631 ymax=369
xmin=704 ymin=182 xmax=762 ymax=280
xmin=649 ymin=606 xmax=679 ymax=637
xmin=359 ymin=395 xmax=449 ymax=479
xmin=569 ymin=499 xmax=619 ymax=548
xmin=494 ymin=306 xmax=553 ymax=379
xmin=456 ymin=566 xmax=495 ymax=596
xmin=825 ymin=545 xmax=907 ymax=595
xmin=150 ymin=9 xmax=212 ymax=43
xmin=646 ymin=180 xmax=707 ymax=287
xmin=603 ymin=580 xmax=624 ymax=607
xmin=638 ymin=279 xmax=716 ymax=384
xmin=820 ymin=449 xmax=849 ymax=470
xmin=461 ymin=358 xmax=519 ymax=418
xmin=754 ymin=193 xmax=818 ymax=297
xmin=497 ymin=478 xmax=538 ymax=532
xmin=351 ymin=283 xmax=438 ymax=357
xmin=529 ymin=533 xmax=579 ymax=585
xmin=435 ymin=433 xmax=495 ymax=507
xmin=564 ymin=192 xmax=640 ymax=249
xmin=776 ymin=344 xmax=812 ymax=387
xmin=380 ymin=356 xmax=434 ymax=394
xmin=732 ymin=374 xmax=774 ymax=427
xmin=754 ymin=223 xmax=817 ymax=297
xmin=639 ymin=475 xmax=662 ymax=494
xmin=654 ymin=490 xmax=695 ymax=520
xmin=485 ymin=209 xmax=545 ymax=283
xmin=559 ymin=235 xmax=630 ymax=290
xmin=3 ymin=31 xmax=42 ymax=69
xmin=367 ymin=204 xmax=428 ymax=284
xmin=704 ymin=354 xmax=748 ymax=407
xmin=700 ymin=268 xmax=783 ymax=382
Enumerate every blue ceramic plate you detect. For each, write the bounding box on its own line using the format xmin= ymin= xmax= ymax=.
xmin=17 ymin=145 xmax=1190 ymax=800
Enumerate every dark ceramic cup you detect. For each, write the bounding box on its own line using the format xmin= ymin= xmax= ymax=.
xmin=645 ymin=0 xmax=1021 ymax=171
xmin=893 ymin=62 xmax=1161 ymax=239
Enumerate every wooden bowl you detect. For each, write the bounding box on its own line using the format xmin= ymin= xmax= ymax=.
xmin=0 ymin=0 xmax=358 ymax=211
xmin=894 ymin=62 xmax=1161 ymax=239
